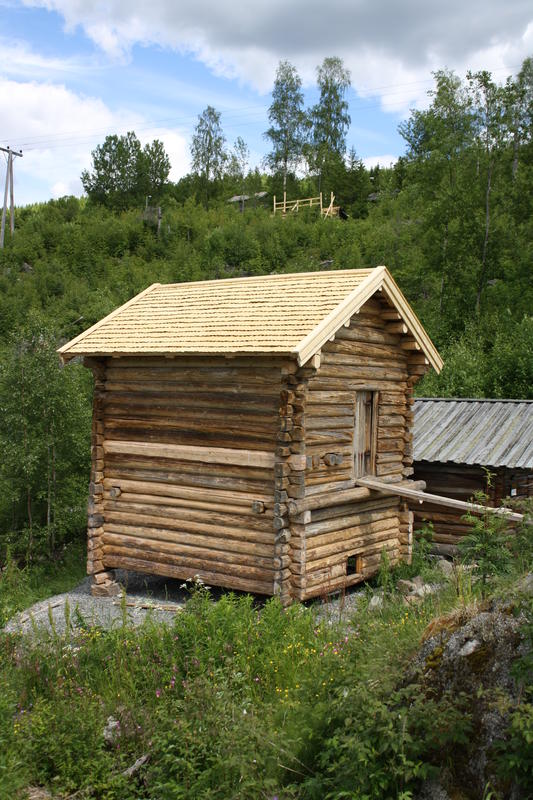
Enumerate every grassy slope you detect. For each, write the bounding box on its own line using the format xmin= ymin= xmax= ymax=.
xmin=1 ymin=541 xmax=531 ymax=800
xmin=0 ymin=540 xmax=86 ymax=628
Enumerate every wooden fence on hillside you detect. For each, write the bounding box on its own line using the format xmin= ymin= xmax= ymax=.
xmin=273 ymin=192 xmax=340 ymax=218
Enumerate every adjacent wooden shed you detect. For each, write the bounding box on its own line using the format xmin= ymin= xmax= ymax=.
xmin=59 ymin=267 xmax=442 ymax=603
xmin=412 ymin=398 xmax=533 ymax=555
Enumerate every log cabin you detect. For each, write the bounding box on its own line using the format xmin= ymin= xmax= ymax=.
xmin=412 ymin=398 xmax=533 ymax=556
xmin=58 ymin=266 xmax=443 ymax=603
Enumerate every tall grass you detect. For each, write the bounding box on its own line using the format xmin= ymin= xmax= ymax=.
xmin=0 ymin=578 xmax=465 ymax=800
xmin=0 ymin=539 xmax=86 ymax=627
xmin=1 ymin=520 xmax=531 ymax=799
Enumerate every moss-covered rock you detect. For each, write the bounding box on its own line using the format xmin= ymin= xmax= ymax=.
xmin=410 ymin=586 xmax=532 ymax=799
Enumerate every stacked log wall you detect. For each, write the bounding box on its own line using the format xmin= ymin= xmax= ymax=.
xmin=294 ymin=295 xmax=422 ymax=600
xmin=412 ymin=461 xmax=533 ymax=555
xmin=92 ymin=355 xmax=287 ymax=595
xmin=86 ymin=358 xmax=106 ymax=575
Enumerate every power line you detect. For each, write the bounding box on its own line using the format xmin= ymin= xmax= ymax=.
xmin=0 ymin=62 xmax=523 ymax=154
xmin=0 ymin=147 xmax=23 ymax=248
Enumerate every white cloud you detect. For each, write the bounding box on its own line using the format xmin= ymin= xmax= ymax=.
xmin=0 ymin=78 xmax=189 ymax=205
xmin=362 ymin=154 xmax=398 ymax=171
xmin=0 ymin=37 xmax=87 ymax=80
xmin=141 ymin=129 xmax=190 ymax=182
xmin=22 ymin=0 xmax=533 ymax=109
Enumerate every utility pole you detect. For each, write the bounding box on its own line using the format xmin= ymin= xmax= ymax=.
xmin=0 ymin=146 xmax=23 ymax=248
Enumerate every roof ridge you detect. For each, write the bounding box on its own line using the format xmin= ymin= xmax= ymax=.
xmin=415 ymin=397 xmax=533 ymax=404
xmin=158 ymin=267 xmax=374 ymax=290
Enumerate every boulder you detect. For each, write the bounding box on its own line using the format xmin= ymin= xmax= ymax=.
xmin=436 ymin=558 xmax=454 ymax=578
xmin=368 ymin=593 xmax=383 ymax=612
xmin=408 ymin=594 xmax=530 ymax=798
xmin=415 ymin=780 xmax=452 ymax=800
xmin=103 ymin=716 xmax=120 ymax=745
xmin=516 ymin=573 xmax=533 ymax=595
xmin=397 ymin=578 xmax=417 ymax=595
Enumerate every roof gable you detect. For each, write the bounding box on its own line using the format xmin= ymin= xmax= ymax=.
xmin=58 ymin=266 xmax=442 ymax=371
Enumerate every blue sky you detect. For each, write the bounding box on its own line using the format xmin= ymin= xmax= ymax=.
xmin=1 ymin=0 xmax=532 ymax=206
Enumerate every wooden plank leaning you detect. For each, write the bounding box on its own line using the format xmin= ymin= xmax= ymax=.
xmin=354 ymin=476 xmax=525 ymax=523
xmin=287 ymin=479 xmax=427 ymax=516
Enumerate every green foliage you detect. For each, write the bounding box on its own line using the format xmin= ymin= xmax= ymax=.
xmin=0 ymin=321 xmax=91 ymax=561
xmin=508 ymin=498 xmax=533 ymax=572
xmin=0 ymin=540 xmax=86 ymax=627
xmin=295 ymin=684 xmax=471 ymax=800
xmin=264 ymin=60 xmax=308 ymax=191
xmin=418 ymin=315 xmax=533 ymax=399
xmin=458 ymin=478 xmax=513 ymax=593
xmin=497 ymin=702 xmax=533 ymax=792
xmin=81 ymin=132 xmax=171 ymax=211
xmin=393 ymin=523 xmax=436 ymax=584
xmin=190 ymin=106 xmax=228 ymax=207
xmin=0 ymin=576 xmax=463 ymax=800
xmin=309 ymin=57 xmax=351 ymax=194
xmin=3 ymin=556 xmax=533 ymax=798
xmin=494 ymin=595 xmax=533 ymax=793
xmin=377 ymin=546 xmax=395 ymax=596
xmin=0 ymin=591 xmax=343 ymax=798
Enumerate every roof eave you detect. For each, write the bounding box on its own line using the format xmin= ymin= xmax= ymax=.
xmin=295 ymin=266 xmax=444 ymax=372
xmin=57 ymin=283 xmax=162 ymax=363
xmin=296 ymin=266 xmax=387 ymax=366
xmin=380 ymin=272 xmax=443 ymax=373
xmin=61 ymin=348 xmax=298 ymax=361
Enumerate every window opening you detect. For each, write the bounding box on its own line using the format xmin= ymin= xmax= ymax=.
xmin=354 ymin=391 xmax=378 ymax=478
xmin=346 ymin=554 xmax=363 ymax=575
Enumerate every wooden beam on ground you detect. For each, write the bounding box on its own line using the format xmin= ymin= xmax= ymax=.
xmin=354 ymin=476 xmax=525 ymax=522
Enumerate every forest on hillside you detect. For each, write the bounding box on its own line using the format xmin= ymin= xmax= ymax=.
xmin=0 ymin=58 xmax=532 ymax=561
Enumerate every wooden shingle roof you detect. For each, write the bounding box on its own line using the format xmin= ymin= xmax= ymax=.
xmin=58 ymin=266 xmax=443 ymax=370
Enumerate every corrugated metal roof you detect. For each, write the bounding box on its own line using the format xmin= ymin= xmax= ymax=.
xmin=58 ymin=267 xmax=443 ymax=370
xmin=414 ymin=398 xmax=533 ymax=469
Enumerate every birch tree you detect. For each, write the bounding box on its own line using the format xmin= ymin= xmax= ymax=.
xmin=190 ymin=106 xmax=227 ymax=207
xmin=309 ymin=57 xmax=351 ymax=193
xmin=264 ymin=60 xmax=307 ymax=193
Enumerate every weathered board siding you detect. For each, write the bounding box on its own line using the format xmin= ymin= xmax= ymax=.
xmin=412 ymin=461 xmax=533 ymax=556
xmin=86 ymin=355 xmax=290 ymax=596
xmin=290 ymin=296 xmax=419 ymax=601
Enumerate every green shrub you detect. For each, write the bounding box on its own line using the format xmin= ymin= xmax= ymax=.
xmin=495 ymin=595 xmax=533 ymax=793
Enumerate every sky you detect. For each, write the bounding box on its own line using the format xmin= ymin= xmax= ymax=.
xmin=1 ymin=0 xmax=532 ymax=206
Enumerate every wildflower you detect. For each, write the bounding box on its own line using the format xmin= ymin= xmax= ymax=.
xmin=156 ymin=689 xmax=161 ymax=698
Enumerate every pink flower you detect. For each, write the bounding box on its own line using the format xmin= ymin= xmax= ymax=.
xmin=156 ymin=689 xmax=161 ymax=698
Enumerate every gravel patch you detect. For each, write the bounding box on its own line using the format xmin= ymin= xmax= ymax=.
xmin=311 ymin=586 xmax=368 ymax=625
xmin=3 ymin=570 xmax=371 ymax=637
xmin=2 ymin=571 xmax=190 ymax=636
